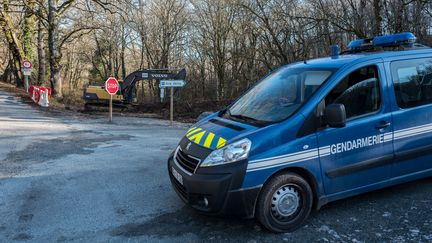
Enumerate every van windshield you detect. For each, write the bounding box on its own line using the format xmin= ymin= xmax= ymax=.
xmin=224 ymin=67 xmax=334 ymax=125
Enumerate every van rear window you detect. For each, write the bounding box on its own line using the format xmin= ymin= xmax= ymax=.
xmin=391 ymin=58 xmax=432 ymax=108
xmin=397 ymin=67 xmax=418 ymax=83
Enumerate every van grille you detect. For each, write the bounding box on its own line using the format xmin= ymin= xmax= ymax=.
xmin=170 ymin=172 xmax=188 ymax=200
xmin=175 ymin=148 xmax=200 ymax=173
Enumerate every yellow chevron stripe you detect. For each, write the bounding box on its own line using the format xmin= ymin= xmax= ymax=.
xmin=187 ymin=127 xmax=196 ymax=133
xmin=189 ymin=131 xmax=205 ymax=144
xmin=203 ymin=132 xmax=215 ymax=148
xmin=216 ymin=137 xmax=227 ymax=149
xmin=187 ymin=127 xmax=202 ymax=137
xmin=186 ymin=127 xmax=199 ymax=135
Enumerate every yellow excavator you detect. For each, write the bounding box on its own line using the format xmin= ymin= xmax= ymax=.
xmin=84 ymin=80 xmax=124 ymax=102
xmin=83 ymin=69 xmax=186 ymax=109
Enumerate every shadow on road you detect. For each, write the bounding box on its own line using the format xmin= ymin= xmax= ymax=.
xmin=112 ymin=177 xmax=432 ymax=241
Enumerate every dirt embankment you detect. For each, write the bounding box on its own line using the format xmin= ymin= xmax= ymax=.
xmin=82 ymin=99 xmax=232 ymax=123
xmin=0 ymin=82 xmax=231 ymax=122
xmin=129 ymin=99 xmax=232 ymax=122
xmin=0 ymin=82 xmax=76 ymax=115
xmin=0 ymin=82 xmax=30 ymax=100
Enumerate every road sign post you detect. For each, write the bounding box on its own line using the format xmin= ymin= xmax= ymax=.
xmin=170 ymin=87 xmax=174 ymax=126
xmin=105 ymin=77 xmax=120 ymax=123
xmin=159 ymin=80 xmax=186 ymax=126
xmin=160 ymin=88 xmax=165 ymax=101
xmin=21 ymin=60 xmax=32 ymax=92
xmin=109 ymin=95 xmax=113 ymax=122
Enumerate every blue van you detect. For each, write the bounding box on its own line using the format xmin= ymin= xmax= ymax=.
xmin=168 ymin=32 xmax=432 ymax=232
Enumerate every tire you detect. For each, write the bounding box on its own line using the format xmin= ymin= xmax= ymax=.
xmin=256 ymin=172 xmax=313 ymax=233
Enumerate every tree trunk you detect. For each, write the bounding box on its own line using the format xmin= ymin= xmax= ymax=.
xmin=0 ymin=1 xmax=25 ymax=87
xmin=2 ymin=58 xmax=13 ymax=83
xmin=48 ymin=0 xmax=63 ymax=97
xmin=373 ymin=0 xmax=382 ymax=36
xmin=37 ymin=11 xmax=46 ymax=86
xmin=51 ymin=63 xmax=62 ymax=93
xmin=121 ymin=25 xmax=126 ymax=79
xmin=23 ymin=0 xmax=36 ymax=60
xmin=140 ymin=82 xmax=145 ymax=104
xmin=215 ymin=58 xmax=225 ymax=101
xmin=201 ymin=59 xmax=205 ymax=99
xmin=139 ymin=35 xmax=145 ymax=69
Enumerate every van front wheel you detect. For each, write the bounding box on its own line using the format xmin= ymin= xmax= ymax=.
xmin=256 ymin=172 xmax=313 ymax=233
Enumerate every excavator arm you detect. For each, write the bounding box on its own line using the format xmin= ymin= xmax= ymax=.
xmin=121 ymin=69 xmax=186 ymax=103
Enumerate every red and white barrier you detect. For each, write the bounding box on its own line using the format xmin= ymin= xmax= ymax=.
xmin=28 ymin=86 xmax=52 ymax=107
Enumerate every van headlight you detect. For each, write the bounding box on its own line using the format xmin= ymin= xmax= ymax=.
xmin=200 ymin=138 xmax=251 ymax=167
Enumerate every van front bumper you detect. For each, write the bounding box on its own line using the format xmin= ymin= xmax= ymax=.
xmin=168 ymin=154 xmax=261 ymax=218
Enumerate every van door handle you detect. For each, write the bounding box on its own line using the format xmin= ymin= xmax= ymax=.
xmin=375 ymin=121 xmax=391 ymax=129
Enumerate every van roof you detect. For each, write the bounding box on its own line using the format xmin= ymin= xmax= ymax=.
xmin=292 ymin=48 xmax=432 ymax=69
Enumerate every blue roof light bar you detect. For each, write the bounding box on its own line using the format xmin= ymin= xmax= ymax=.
xmin=347 ymin=32 xmax=417 ymax=52
xmin=373 ymin=32 xmax=416 ymax=46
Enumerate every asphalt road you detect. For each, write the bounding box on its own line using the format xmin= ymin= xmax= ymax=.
xmin=0 ymin=89 xmax=431 ymax=242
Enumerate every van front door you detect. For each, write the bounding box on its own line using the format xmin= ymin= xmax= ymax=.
xmin=317 ymin=64 xmax=394 ymax=195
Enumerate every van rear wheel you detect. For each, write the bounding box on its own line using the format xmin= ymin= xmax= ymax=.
xmin=256 ymin=172 xmax=313 ymax=233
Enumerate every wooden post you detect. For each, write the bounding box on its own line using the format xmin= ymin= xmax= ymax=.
xmin=170 ymin=87 xmax=174 ymax=126
xmin=24 ymin=75 xmax=29 ymax=92
xmin=109 ymin=94 xmax=113 ymax=123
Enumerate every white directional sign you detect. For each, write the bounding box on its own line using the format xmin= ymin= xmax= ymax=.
xmin=159 ymin=80 xmax=186 ymax=88
xmin=22 ymin=69 xmax=32 ymax=76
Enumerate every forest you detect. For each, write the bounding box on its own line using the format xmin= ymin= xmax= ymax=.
xmin=1 ymin=0 xmax=432 ymax=107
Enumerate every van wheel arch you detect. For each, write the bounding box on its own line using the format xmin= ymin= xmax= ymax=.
xmin=258 ymin=167 xmax=320 ymax=211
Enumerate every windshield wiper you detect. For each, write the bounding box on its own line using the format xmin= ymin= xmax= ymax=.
xmin=219 ymin=106 xmax=229 ymax=116
xmin=228 ymin=113 xmax=267 ymax=126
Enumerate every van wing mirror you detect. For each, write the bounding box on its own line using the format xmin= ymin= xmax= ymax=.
xmin=325 ymin=104 xmax=346 ymax=128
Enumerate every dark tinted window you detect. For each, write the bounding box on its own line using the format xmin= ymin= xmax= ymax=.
xmin=391 ymin=58 xmax=432 ymax=108
xmin=325 ymin=65 xmax=381 ymax=119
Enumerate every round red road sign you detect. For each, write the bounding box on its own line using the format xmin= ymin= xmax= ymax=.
xmin=22 ymin=60 xmax=32 ymax=69
xmin=105 ymin=77 xmax=119 ymax=95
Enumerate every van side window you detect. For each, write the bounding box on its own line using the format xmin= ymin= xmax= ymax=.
xmin=391 ymin=58 xmax=432 ymax=108
xmin=325 ymin=65 xmax=381 ymax=120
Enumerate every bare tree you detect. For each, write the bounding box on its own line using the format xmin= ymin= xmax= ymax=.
xmin=190 ymin=0 xmax=237 ymax=100
xmin=0 ymin=0 xmax=26 ymax=86
xmin=1 ymin=0 xmax=431 ymax=105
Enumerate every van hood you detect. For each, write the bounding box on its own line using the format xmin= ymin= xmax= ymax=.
xmin=185 ymin=116 xmax=257 ymax=150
